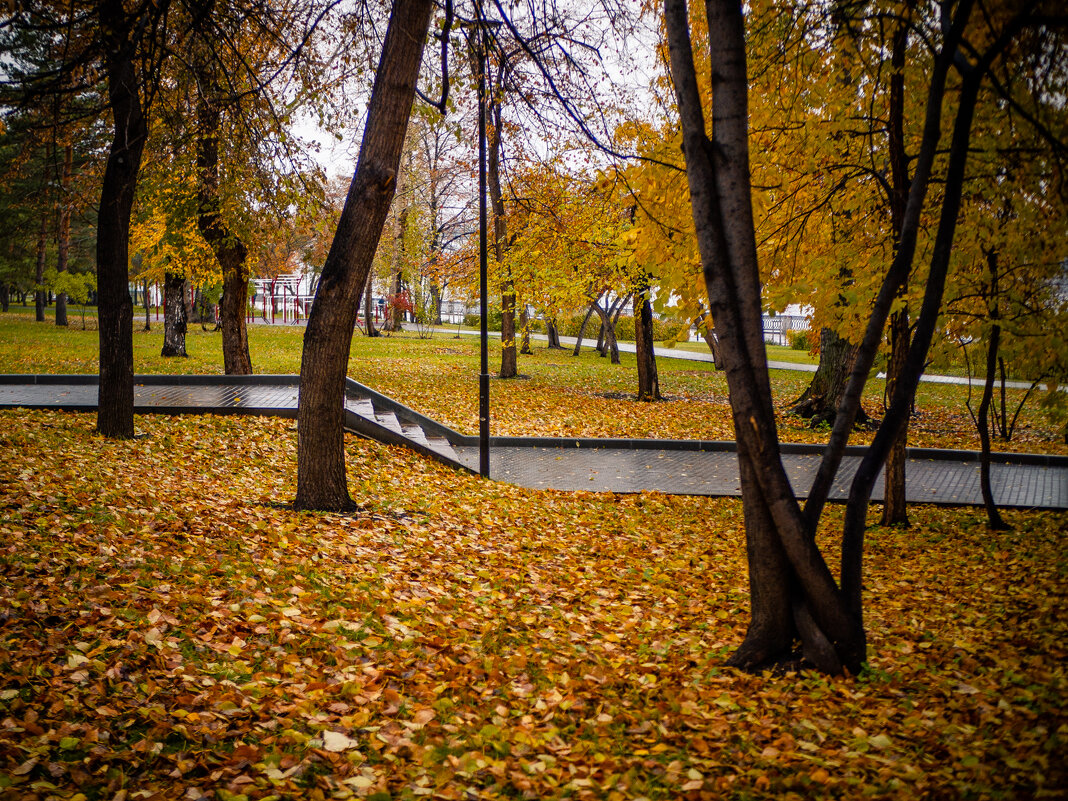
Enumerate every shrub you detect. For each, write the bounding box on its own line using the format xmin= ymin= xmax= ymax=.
xmin=463 ymin=307 xmax=502 ymax=332
xmin=787 ymin=329 xmax=811 ymax=351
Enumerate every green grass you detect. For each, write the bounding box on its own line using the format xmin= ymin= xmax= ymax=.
xmin=1 ymin=308 xmax=1064 ymax=452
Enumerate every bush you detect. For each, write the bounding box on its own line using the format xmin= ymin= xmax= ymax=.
xmin=787 ymin=329 xmax=811 ymax=351
xmin=464 ymin=307 xmax=502 ymax=332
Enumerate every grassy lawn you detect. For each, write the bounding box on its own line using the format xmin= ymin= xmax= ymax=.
xmin=0 ymin=310 xmax=1065 ymax=798
xmin=1 ymin=310 xmax=1064 ymax=454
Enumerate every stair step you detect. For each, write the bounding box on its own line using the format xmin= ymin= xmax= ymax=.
xmin=401 ymin=424 xmax=430 ymax=448
xmin=425 ymin=436 xmax=459 ymax=461
xmin=347 ymin=397 xmax=375 ymax=417
xmin=375 ymin=410 xmax=403 ymax=434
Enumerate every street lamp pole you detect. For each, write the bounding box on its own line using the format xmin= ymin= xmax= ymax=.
xmin=477 ymin=0 xmax=490 ymax=478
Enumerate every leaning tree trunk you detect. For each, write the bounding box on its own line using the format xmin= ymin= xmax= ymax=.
xmin=196 ymin=67 xmax=252 ymax=375
xmin=296 ymin=0 xmax=433 ymax=511
xmin=35 ymin=216 xmax=46 ymax=322
xmin=161 ymin=272 xmax=188 ymax=357
xmin=97 ymin=0 xmax=147 ymax=439
xmin=573 ymin=299 xmax=600 ymax=356
xmin=55 ymin=144 xmax=72 ymax=327
xmin=634 ymin=287 xmax=661 ymax=401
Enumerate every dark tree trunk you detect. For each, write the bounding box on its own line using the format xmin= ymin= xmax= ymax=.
xmin=142 ymin=279 xmax=151 ymax=331
xmin=161 ymin=272 xmax=188 ymax=357
xmin=35 ymin=216 xmax=46 ymax=322
xmin=634 ymin=289 xmax=661 ymax=401
xmin=363 ymin=271 xmax=379 ymax=336
xmin=546 ymin=318 xmax=563 ymax=349
xmin=196 ymin=65 xmax=252 ymax=375
xmin=573 ymin=299 xmax=599 ymax=356
xmin=96 ymin=0 xmax=147 ymax=439
xmin=881 ymin=19 xmax=912 ymax=527
xmin=55 ymin=144 xmax=72 ymax=327
xmin=978 ymin=251 xmax=1009 ymax=530
xmin=789 ymin=328 xmax=861 ymax=426
xmin=0 ymin=284 xmax=9 ymax=312
xmin=881 ymin=307 xmax=910 ymax=526
xmin=666 ymin=0 xmax=864 ymax=674
xmin=384 ymin=265 xmax=403 ymax=332
xmin=594 ymin=299 xmax=621 ymax=364
xmin=430 ymin=283 xmax=443 ymax=325
xmin=296 ymin=0 xmax=433 ymax=511
xmin=486 ymin=99 xmax=517 ymax=378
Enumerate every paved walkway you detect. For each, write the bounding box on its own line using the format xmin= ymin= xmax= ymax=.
xmin=1 ymin=375 xmax=1064 ymax=510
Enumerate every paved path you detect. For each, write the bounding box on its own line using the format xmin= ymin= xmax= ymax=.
xmin=1 ymin=375 xmax=1064 ymax=510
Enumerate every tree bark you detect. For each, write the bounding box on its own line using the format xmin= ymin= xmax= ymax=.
xmin=789 ymin=328 xmax=860 ymax=426
xmin=666 ymin=0 xmax=863 ymax=673
xmin=296 ymin=0 xmax=433 ymax=511
xmin=363 ymin=271 xmax=379 ymax=336
xmin=978 ymin=251 xmax=1009 ymax=530
xmin=546 ymin=318 xmax=564 ymax=349
xmin=880 ymin=308 xmax=910 ymax=526
xmin=880 ymin=18 xmax=912 ymax=527
xmin=96 ymin=0 xmax=147 ymax=439
xmin=161 ymin=271 xmax=188 ymax=357
xmin=519 ymin=306 xmax=532 ymax=354
xmin=142 ymin=279 xmax=151 ymax=331
xmin=196 ymin=58 xmax=252 ymax=375
xmin=573 ymin=301 xmax=598 ymax=355
xmin=55 ymin=143 xmax=72 ymax=327
xmin=35 ymin=216 xmax=46 ymax=322
xmin=634 ymin=287 xmax=661 ymax=401
xmin=486 ymin=98 xmax=517 ymax=378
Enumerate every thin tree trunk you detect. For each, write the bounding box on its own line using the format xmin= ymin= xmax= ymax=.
xmin=0 ymin=284 xmax=8 ymax=312
xmin=519 ymin=306 xmax=532 ymax=354
xmin=296 ymin=0 xmax=433 ymax=511
xmin=573 ymin=299 xmax=600 ymax=356
xmin=161 ymin=271 xmax=188 ymax=357
xmin=978 ymin=251 xmax=1009 ymax=530
xmin=363 ymin=271 xmax=379 ymax=336
xmin=142 ymin=280 xmax=151 ymax=331
xmin=634 ymin=287 xmax=661 ymax=401
xmin=196 ymin=61 xmax=252 ymax=375
xmin=96 ymin=0 xmax=147 ymax=439
xmin=486 ymin=99 xmax=517 ymax=378
xmin=35 ymin=216 xmax=46 ymax=322
xmin=881 ymin=308 xmax=910 ymax=526
xmin=55 ymin=144 xmax=72 ymax=327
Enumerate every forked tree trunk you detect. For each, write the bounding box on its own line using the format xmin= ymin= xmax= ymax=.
xmin=573 ymin=299 xmax=600 ymax=356
xmin=196 ymin=64 xmax=252 ymax=375
xmin=296 ymin=0 xmax=433 ymax=511
xmin=97 ymin=0 xmax=147 ymax=439
xmin=634 ymin=289 xmax=661 ymax=401
xmin=161 ymin=272 xmax=188 ymax=357
xmin=666 ymin=0 xmax=864 ymax=674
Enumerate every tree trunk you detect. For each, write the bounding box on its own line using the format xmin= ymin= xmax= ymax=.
xmin=519 ymin=306 xmax=532 ymax=354
xmin=978 ymin=251 xmax=1009 ymax=530
xmin=363 ymin=271 xmax=379 ymax=336
xmin=0 ymin=284 xmax=9 ymax=312
xmin=666 ymin=0 xmax=864 ymax=673
xmin=142 ymin=279 xmax=151 ymax=331
xmin=96 ymin=0 xmax=147 ymax=439
xmin=486 ymin=99 xmax=517 ymax=378
xmin=573 ymin=299 xmax=599 ymax=356
xmin=296 ymin=0 xmax=433 ymax=511
xmin=161 ymin=272 xmax=188 ymax=357
xmin=789 ymin=328 xmax=861 ymax=426
xmin=35 ymin=216 xmax=46 ymax=322
xmin=634 ymin=288 xmax=661 ymax=401
xmin=880 ymin=307 xmax=910 ymax=526
xmin=196 ymin=62 xmax=252 ymax=375
xmin=55 ymin=144 xmax=72 ymax=327
xmin=546 ymin=318 xmax=563 ymax=349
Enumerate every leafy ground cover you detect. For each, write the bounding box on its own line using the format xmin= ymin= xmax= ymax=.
xmin=1 ymin=312 xmax=1064 ymax=454
xmin=0 ymin=410 xmax=1065 ymax=800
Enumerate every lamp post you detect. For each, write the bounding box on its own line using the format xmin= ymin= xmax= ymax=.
xmin=477 ymin=1 xmax=490 ymax=478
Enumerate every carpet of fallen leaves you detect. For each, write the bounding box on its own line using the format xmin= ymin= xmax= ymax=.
xmin=1 ymin=410 xmax=1065 ymax=800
